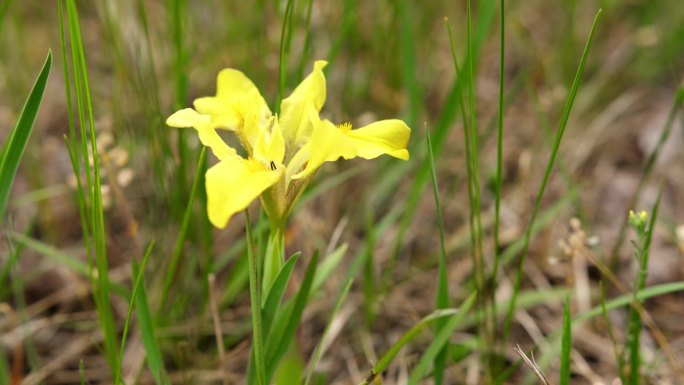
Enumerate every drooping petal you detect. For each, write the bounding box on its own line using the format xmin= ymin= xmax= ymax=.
xmin=193 ymin=69 xmax=271 ymax=136
xmin=293 ymin=117 xmax=410 ymax=179
xmin=205 ymin=158 xmax=282 ymax=228
xmin=279 ymin=60 xmax=327 ymax=148
xmin=166 ymin=108 xmax=237 ymax=161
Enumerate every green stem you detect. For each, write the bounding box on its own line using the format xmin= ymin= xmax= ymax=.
xmin=263 ymin=223 xmax=285 ymax=300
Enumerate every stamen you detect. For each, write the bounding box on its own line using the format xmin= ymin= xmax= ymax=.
xmin=338 ymin=122 xmax=353 ymax=131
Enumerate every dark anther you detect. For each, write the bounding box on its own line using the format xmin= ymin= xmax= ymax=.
xmin=270 ymin=161 xmax=276 ymax=171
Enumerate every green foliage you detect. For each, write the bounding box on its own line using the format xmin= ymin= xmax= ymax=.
xmin=0 ymin=51 xmax=51 ymax=225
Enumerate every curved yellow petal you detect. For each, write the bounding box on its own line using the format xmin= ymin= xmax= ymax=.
xmin=294 ymin=117 xmax=410 ymax=179
xmin=253 ymin=117 xmax=285 ymax=166
xmin=205 ymin=158 xmax=282 ymax=228
xmin=193 ymin=69 xmax=270 ymax=137
xmin=279 ymin=60 xmax=327 ymax=147
xmin=166 ymin=108 xmax=237 ymax=161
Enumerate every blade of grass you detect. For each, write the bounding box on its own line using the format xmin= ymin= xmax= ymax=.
xmin=523 ymin=280 xmax=684 ymax=385
xmin=275 ymin=0 xmax=295 ymax=113
xmin=304 ymin=278 xmax=353 ymax=385
xmin=245 ymin=210 xmax=266 ymax=385
xmin=261 ymin=252 xmax=301 ymax=336
xmin=490 ymin=0 xmax=506 ymax=365
xmin=503 ymin=8 xmax=602 ymax=345
xmin=395 ymin=0 xmax=421 ymax=128
xmin=265 ymin=251 xmax=319 ymax=383
xmin=407 ymin=293 xmax=477 ymax=385
xmin=559 ymin=295 xmax=572 ymax=385
xmin=133 ymin=258 xmax=167 ymax=384
xmin=359 ymin=296 xmax=476 ymax=385
xmin=65 ymin=0 xmax=120 ymax=375
xmin=426 ymin=125 xmax=450 ymax=384
xmin=114 ymin=241 xmax=155 ymax=385
xmin=0 ymin=50 xmax=51 ymax=224
xmin=158 ymin=148 xmax=207 ymax=313
xmin=387 ymin=0 xmax=498 ymax=282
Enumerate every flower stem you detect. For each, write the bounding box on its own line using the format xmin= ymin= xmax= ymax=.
xmin=262 ymin=223 xmax=285 ymax=300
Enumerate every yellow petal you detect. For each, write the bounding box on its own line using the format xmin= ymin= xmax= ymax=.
xmin=279 ymin=60 xmax=327 ymax=147
xmin=253 ymin=117 xmax=285 ymax=166
xmin=166 ymin=108 xmax=237 ymax=161
xmin=294 ymin=117 xmax=410 ymax=179
xmin=193 ymin=69 xmax=270 ymax=136
xmin=205 ymin=158 xmax=282 ymax=228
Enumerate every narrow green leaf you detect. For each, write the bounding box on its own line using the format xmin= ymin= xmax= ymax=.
xmin=115 ymin=241 xmax=155 ymax=385
xmin=0 ymin=50 xmax=52 ymax=224
xmin=245 ymin=210 xmax=266 ymax=385
xmin=559 ymin=295 xmax=572 ymax=385
xmin=159 ymin=148 xmax=207 ymax=313
xmin=407 ymin=294 xmax=477 ymax=385
xmin=426 ymin=125 xmax=450 ymax=384
xmin=504 ymin=8 xmax=602 ymax=344
xmin=133 ymin=259 xmax=167 ymax=384
xmin=360 ymin=295 xmax=476 ymax=385
xmin=304 ymin=278 xmax=353 ymax=385
xmin=262 ymin=252 xmax=301 ymax=337
xmin=265 ymin=251 xmax=319 ymax=383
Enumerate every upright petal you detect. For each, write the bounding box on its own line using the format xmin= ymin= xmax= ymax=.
xmin=193 ymin=69 xmax=271 ymax=135
xmin=166 ymin=108 xmax=237 ymax=161
xmin=294 ymin=117 xmax=410 ymax=179
xmin=253 ymin=117 xmax=285 ymax=166
xmin=279 ymin=60 xmax=327 ymax=148
xmin=205 ymin=158 xmax=282 ymax=228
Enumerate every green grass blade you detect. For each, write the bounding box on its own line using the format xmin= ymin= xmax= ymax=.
xmin=491 ymin=0 xmax=506 ymax=357
xmin=559 ymin=295 xmax=572 ymax=385
xmin=426 ymin=125 xmax=450 ymax=384
xmin=265 ymin=251 xmax=319 ymax=383
xmin=0 ymin=344 xmax=8 ymax=385
xmin=133 ymin=259 xmax=167 ymax=384
xmin=275 ymin=0 xmax=295 ymax=113
xmin=407 ymin=294 xmax=477 ymax=385
xmin=262 ymin=252 xmax=301 ymax=336
xmin=360 ymin=295 xmax=476 ymax=385
xmin=395 ymin=0 xmax=421 ymax=128
xmin=65 ymin=0 xmax=120 ymax=374
xmin=115 ymin=241 xmax=155 ymax=385
xmin=304 ymin=278 xmax=353 ymax=385
xmin=0 ymin=50 xmax=51 ymax=224
xmin=158 ymin=148 xmax=207 ymax=313
xmin=504 ymin=8 xmax=602 ymax=343
xmin=245 ymin=210 xmax=266 ymax=385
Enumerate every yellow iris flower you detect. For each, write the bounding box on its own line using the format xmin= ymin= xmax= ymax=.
xmin=167 ymin=60 xmax=410 ymax=229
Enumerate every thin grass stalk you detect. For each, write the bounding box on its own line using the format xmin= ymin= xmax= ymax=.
xmin=159 ymin=148 xmax=207 ymax=313
xmin=245 ymin=210 xmax=266 ymax=385
xmin=503 ymin=9 xmax=602 ymax=347
xmin=491 ymin=0 xmax=505 ymax=367
xmin=426 ymin=125 xmax=450 ymax=384
xmin=66 ymin=0 xmax=120 ymax=375
xmin=114 ymin=241 xmax=155 ymax=385
xmin=275 ymin=0 xmax=295 ymax=113
xmin=297 ymin=0 xmax=315 ymax=81
xmin=559 ymin=295 xmax=572 ymax=385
